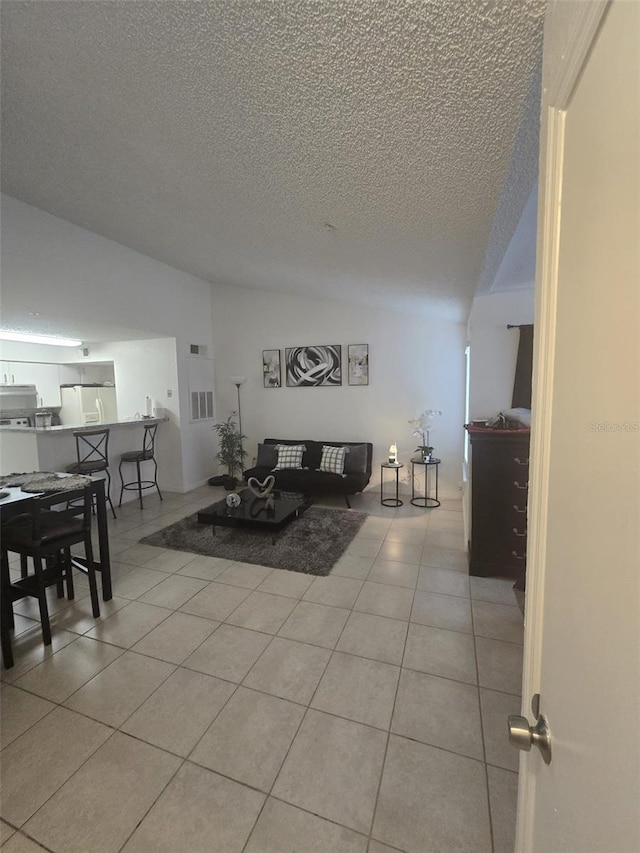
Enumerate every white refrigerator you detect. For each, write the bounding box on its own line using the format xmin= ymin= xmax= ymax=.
xmin=59 ymin=386 xmax=118 ymax=426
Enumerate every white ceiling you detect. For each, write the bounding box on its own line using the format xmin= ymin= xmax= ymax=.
xmin=1 ymin=0 xmax=544 ymax=328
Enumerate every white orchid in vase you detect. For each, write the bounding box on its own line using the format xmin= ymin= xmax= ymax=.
xmin=409 ymin=409 xmax=442 ymax=460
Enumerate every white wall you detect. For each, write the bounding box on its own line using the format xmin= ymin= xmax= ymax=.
xmin=211 ymin=283 xmax=467 ymax=498
xmin=468 ymin=290 xmax=535 ymax=419
xmin=1 ymin=195 xmax=217 ymax=491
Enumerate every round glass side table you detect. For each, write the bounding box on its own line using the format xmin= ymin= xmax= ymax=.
xmin=381 ymin=462 xmax=404 ymax=507
xmin=410 ymin=458 xmax=441 ymax=507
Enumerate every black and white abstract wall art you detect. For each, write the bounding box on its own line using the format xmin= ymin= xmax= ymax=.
xmin=285 ymin=345 xmax=342 ymax=387
xmin=348 ymin=344 xmax=369 ymax=386
xmin=262 ymin=349 xmax=281 ymax=387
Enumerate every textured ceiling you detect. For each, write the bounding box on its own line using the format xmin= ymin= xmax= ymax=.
xmin=1 ymin=0 xmax=544 ymax=331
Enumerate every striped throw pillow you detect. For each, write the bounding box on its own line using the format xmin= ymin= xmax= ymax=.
xmin=319 ymin=444 xmax=347 ymax=475
xmin=274 ymin=444 xmax=306 ymax=470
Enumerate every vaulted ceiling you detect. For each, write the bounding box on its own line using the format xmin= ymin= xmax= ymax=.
xmin=1 ymin=0 xmax=544 ymax=325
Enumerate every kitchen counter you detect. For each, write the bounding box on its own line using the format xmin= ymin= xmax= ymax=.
xmin=0 ymin=416 xmax=168 ymax=434
xmin=0 ymin=417 xmax=170 ymax=504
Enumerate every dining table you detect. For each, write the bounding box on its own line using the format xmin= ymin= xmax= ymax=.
xmin=0 ymin=472 xmax=113 ymax=600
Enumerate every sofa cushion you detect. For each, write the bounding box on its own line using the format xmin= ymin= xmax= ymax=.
xmin=319 ymin=444 xmax=347 ymax=475
xmin=274 ymin=444 xmax=306 ymax=470
xmin=256 ymin=443 xmax=278 ymax=468
xmin=343 ymin=443 xmax=368 ymax=474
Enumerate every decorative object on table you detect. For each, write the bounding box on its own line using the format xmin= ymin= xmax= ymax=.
xmin=409 ymin=409 xmax=442 ymax=461
xmin=285 ymin=345 xmax=342 ymax=387
xmin=247 ymin=474 xmax=276 ymax=498
xmin=388 ymin=443 xmax=398 ymax=464
xmin=211 ymin=414 xmax=247 ymax=490
xmin=225 ymin=492 xmax=242 ymax=509
xmin=347 ymin=344 xmax=369 ymax=386
xmin=265 ymin=494 xmax=275 ymax=513
xmin=262 ymin=350 xmax=281 ymax=388
xmin=140 ymin=506 xmax=367 ymax=576
xmin=0 ymin=472 xmax=93 ymax=493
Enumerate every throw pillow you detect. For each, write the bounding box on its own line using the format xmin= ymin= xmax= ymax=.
xmin=319 ymin=444 xmax=347 ymax=475
xmin=256 ymin=443 xmax=278 ymax=468
xmin=274 ymin=444 xmax=306 ymax=470
xmin=343 ymin=443 xmax=368 ymax=474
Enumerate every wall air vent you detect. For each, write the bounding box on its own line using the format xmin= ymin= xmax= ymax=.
xmin=189 ymin=344 xmax=208 ymax=357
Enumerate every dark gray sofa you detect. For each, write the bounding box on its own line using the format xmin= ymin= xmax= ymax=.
xmin=242 ymin=438 xmax=372 ymax=508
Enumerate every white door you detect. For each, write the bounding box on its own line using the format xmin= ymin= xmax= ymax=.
xmin=516 ymin=2 xmax=639 ymax=851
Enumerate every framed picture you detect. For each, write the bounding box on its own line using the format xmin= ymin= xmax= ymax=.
xmin=285 ymin=345 xmax=342 ymax=387
xmin=262 ymin=349 xmax=281 ymax=388
xmin=348 ymin=344 xmax=369 ymax=386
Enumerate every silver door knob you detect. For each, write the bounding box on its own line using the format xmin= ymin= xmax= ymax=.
xmin=508 ymin=713 xmax=552 ymax=764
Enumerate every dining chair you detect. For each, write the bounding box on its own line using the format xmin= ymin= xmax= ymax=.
xmin=1 ymin=484 xmax=100 ymax=668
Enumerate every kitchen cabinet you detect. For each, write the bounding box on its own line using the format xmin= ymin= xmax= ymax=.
xmin=59 ymin=363 xmax=116 ymax=385
xmin=58 ymin=364 xmax=83 ymax=385
xmin=0 ymin=361 xmax=61 ymax=407
xmin=0 ymin=361 xmax=17 ymax=385
xmin=31 ymin=364 xmax=62 ymax=408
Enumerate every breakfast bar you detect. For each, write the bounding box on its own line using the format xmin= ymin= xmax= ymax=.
xmin=0 ymin=417 xmax=168 ymax=505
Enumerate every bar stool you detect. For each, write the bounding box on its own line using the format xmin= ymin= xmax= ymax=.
xmin=118 ymin=423 xmax=163 ymax=509
xmin=67 ymin=428 xmax=117 ymax=520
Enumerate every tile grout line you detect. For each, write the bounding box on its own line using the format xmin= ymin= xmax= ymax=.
xmin=365 ymin=534 xmax=418 ymax=851
xmin=469 ymin=581 xmax=498 ymax=853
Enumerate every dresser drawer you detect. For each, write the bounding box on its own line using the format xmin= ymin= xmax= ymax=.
xmin=467 ymin=428 xmax=531 ymax=578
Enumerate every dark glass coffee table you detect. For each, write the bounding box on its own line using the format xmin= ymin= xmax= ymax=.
xmin=197 ymin=490 xmax=309 ymax=543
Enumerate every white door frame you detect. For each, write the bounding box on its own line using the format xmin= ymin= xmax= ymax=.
xmin=516 ymin=2 xmax=611 ymax=849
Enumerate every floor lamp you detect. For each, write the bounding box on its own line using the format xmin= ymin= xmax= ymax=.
xmin=230 ymin=376 xmax=246 ymax=473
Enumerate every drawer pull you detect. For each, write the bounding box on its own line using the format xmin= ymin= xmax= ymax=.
xmin=513 ymin=481 xmax=528 ymax=490
xmin=512 ymin=550 xmax=526 ymax=561
xmin=513 ymin=457 xmax=529 ymax=465
xmin=512 ymin=504 xmax=526 ymax=514
xmin=512 ymin=528 xmax=527 ymax=538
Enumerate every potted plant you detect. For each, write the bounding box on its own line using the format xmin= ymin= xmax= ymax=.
xmin=210 ymin=415 xmax=247 ymax=489
xmin=409 ymin=409 xmax=442 ymax=461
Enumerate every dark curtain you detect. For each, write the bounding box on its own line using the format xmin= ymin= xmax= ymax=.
xmin=512 ymin=324 xmax=534 ymax=409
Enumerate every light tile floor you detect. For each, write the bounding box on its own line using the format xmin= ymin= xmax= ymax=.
xmin=1 ymin=486 xmax=523 ymax=853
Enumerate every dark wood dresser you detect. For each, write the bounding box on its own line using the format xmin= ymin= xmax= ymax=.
xmin=466 ymin=426 xmax=531 ymax=579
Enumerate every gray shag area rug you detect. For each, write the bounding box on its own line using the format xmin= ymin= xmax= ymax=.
xmin=140 ymin=506 xmax=367 ymax=576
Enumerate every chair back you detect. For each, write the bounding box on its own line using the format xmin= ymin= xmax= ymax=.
xmin=30 ymin=485 xmax=93 ymax=546
xmin=2 ymin=485 xmax=93 ymax=551
xmin=141 ymin=423 xmax=158 ymax=461
xmin=74 ymin=429 xmax=110 ymax=469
